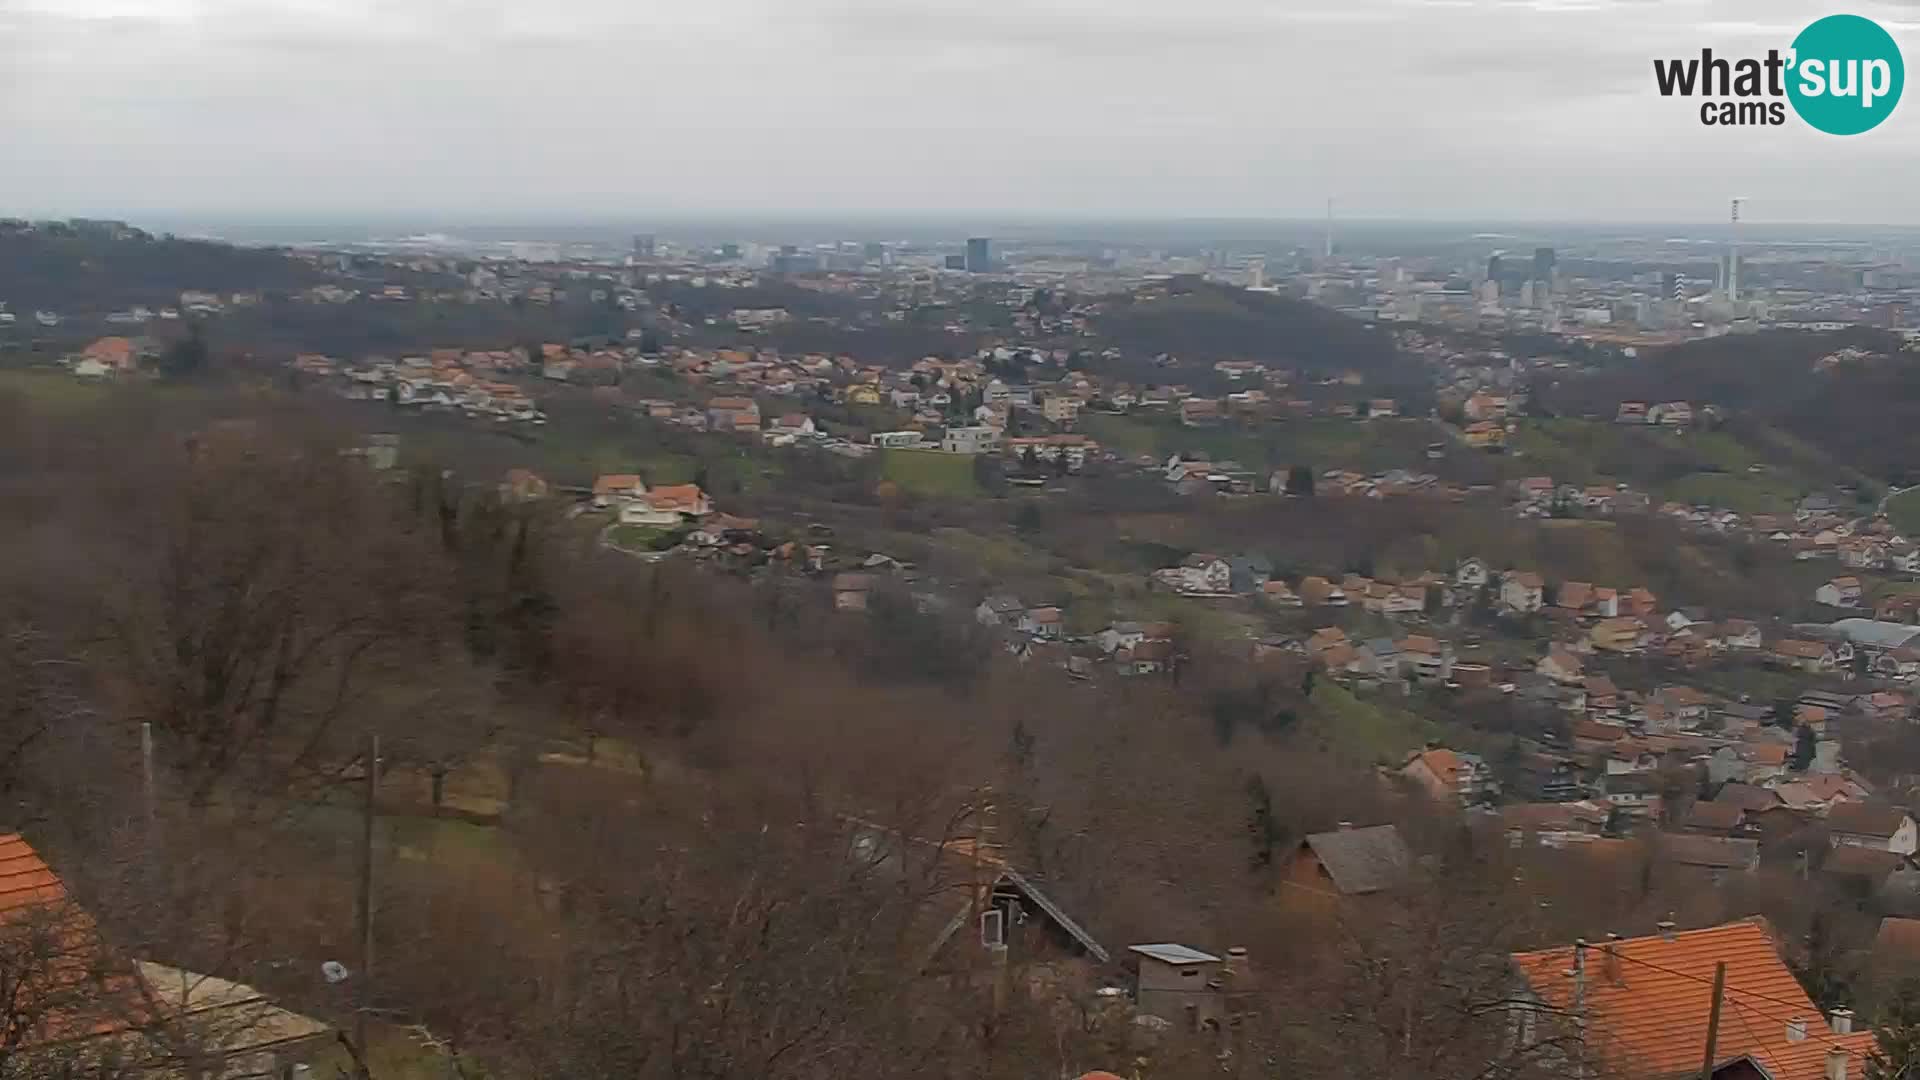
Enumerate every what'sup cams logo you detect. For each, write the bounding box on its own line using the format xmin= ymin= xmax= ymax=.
xmin=1653 ymin=14 xmax=1903 ymax=133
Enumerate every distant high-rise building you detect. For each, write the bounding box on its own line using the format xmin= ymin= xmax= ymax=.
xmin=863 ymin=242 xmax=885 ymax=261
xmin=965 ymin=237 xmax=992 ymax=273
xmin=719 ymin=243 xmax=741 ymax=261
xmin=633 ymin=234 xmax=657 ymax=259
xmin=1486 ymin=253 xmax=1503 ymax=283
xmin=945 ymin=254 xmax=967 ymax=271
xmin=1531 ymin=247 xmax=1556 ymax=288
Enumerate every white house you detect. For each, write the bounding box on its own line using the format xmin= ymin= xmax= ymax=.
xmin=1501 ymin=571 xmax=1546 ymax=614
xmin=941 ymin=427 xmax=1002 ymax=455
xmin=1455 ymin=557 xmax=1491 ymax=590
xmin=1827 ymin=804 xmax=1919 ymax=856
xmin=1816 ymin=577 xmax=1864 ymax=609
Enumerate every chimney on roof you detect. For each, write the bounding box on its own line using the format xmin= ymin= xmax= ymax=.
xmin=1828 ymin=1046 xmax=1849 ymax=1080
xmin=1788 ymin=1018 xmax=1808 ymax=1043
xmin=1572 ymin=938 xmax=1588 ymax=1009
xmin=1602 ymin=933 xmax=1622 ymax=983
xmin=1831 ymin=1008 xmax=1855 ymax=1034
xmin=1224 ymin=946 xmax=1250 ymax=988
xmin=1657 ymin=920 xmax=1677 ymax=942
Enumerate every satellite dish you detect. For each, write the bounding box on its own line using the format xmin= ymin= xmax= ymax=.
xmin=321 ymin=961 xmax=351 ymax=984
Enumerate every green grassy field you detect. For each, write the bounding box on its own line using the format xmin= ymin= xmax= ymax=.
xmin=880 ymin=448 xmax=980 ymax=496
xmin=1509 ymin=419 xmax=1822 ymax=514
xmin=1080 ymin=412 xmax=1439 ymax=474
xmin=1297 ymin=683 xmax=1435 ymax=766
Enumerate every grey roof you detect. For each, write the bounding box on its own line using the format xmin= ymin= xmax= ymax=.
xmin=1003 ymin=868 xmax=1110 ymax=964
xmin=1302 ymin=824 xmax=1412 ymax=895
xmin=1828 ymin=619 xmax=1920 ymax=650
xmin=1662 ymin=833 xmax=1759 ymax=870
xmin=1129 ymin=943 xmax=1221 ymax=966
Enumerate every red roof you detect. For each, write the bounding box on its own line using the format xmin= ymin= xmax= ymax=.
xmin=1514 ymin=919 xmax=1874 ymax=1080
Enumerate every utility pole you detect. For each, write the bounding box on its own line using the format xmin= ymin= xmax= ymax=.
xmin=1698 ymin=961 xmax=1728 ymax=1080
xmin=140 ymin=722 xmax=155 ymax=839
xmin=355 ymin=733 xmax=379 ymax=1079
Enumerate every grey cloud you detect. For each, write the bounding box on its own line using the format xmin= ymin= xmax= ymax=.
xmin=1 ymin=0 xmax=1918 ymax=222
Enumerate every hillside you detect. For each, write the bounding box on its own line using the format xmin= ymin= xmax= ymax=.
xmin=0 ymin=225 xmax=320 ymax=311
xmin=1091 ymin=278 xmax=1425 ymax=393
xmin=1540 ymin=328 xmax=1920 ymax=483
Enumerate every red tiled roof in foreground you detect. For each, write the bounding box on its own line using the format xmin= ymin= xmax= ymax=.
xmin=0 ymin=834 xmax=147 ymax=1046
xmin=1513 ymin=918 xmax=1876 ymax=1080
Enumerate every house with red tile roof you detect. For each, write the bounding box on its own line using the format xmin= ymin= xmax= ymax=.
xmin=0 ymin=834 xmax=332 ymax=1074
xmin=1512 ymin=919 xmax=1875 ymax=1080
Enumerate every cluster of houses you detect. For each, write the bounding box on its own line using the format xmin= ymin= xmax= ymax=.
xmin=973 ymin=597 xmax=1178 ymax=677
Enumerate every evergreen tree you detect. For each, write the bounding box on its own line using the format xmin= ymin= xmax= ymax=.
xmin=1792 ymin=723 xmax=1818 ymax=771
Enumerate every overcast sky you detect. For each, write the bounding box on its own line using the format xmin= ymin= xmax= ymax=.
xmin=3 ymin=0 xmax=1919 ymax=223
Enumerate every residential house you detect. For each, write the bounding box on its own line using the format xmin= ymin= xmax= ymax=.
xmin=975 ymin=595 xmax=1024 ymax=627
xmin=1591 ymin=616 xmax=1649 ymax=653
xmin=1720 ymin=620 xmax=1763 ymax=651
xmin=1401 ymin=748 xmax=1497 ymax=805
xmin=940 ymin=426 xmax=1002 ymax=455
xmin=1356 ymin=638 xmax=1403 ymax=679
xmin=1622 ymin=587 xmax=1660 ymax=617
xmin=767 ymin=414 xmax=817 ymax=440
xmin=1660 ymin=834 xmax=1761 ymax=883
xmin=1400 ymin=635 xmax=1453 ymax=683
xmin=1582 ymin=676 xmax=1622 ymax=714
xmin=1875 ymin=647 xmax=1920 ymax=681
xmin=1280 ymin=824 xmax=1411 ymax=900
xmin=1511 ymin=920 xmax=1876 ymax=1080
xmin=1771 ymin=639 xmax=1843 ymax=673
xmin=1679 ymin=800 xmax=1754 ymax=838
xmin=1097 ymin=622 xmax=1150 ymax=654
xmin=1455 ymin=557 xmax=1491 ymax=590
xmin=1817 ymin=577 xmax=1865 ymax=609
xmin=1537 ymin=646 xmax=1585 ymax=684
xmin=0 ymin=834 xmax=334 ymax=1076
xmin=1306 ymin=627 xmax=1349 ymax=656
xmin=1019 ymin=607 xmax=1064 ymax=640
xmin=1260 ymin=580 xmax=1303 ymax=607
xmin=1501 ymin=571 xmax=1546 ymax=614
xmin=1170 ymin=554 xmax=1232 ymax=595
xmin=1227 ymin=555 xmax=1274 ymax=595
xmin=650 ymin=483 xmax=713 ymax=518
xmin=1827 ymin=804 xmax=1919 ymax=856
xmin=707 ymin=396 xmax=762 ymax=432
xmin=1297 ymin=576 xmax=1348 ymax=607
xmin=1651 ymin=686 xmax=1714 ymax=730
xmin=1116 ymin=639 xmax=1174 ymax=676
xmin=592 ymin=473 xmax=648 ymax=508
xmin=1179 ymin=398 xmax=1222 ymax=427
xmin=1366 ymin=398 xmax=1399 ymax=419
xmin=1498 ymin=800 xmax=1610 ymax=846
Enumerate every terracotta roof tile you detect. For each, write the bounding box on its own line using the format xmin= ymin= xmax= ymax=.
xmin=1514 ymin=919 xmax=1874 ymax=1080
